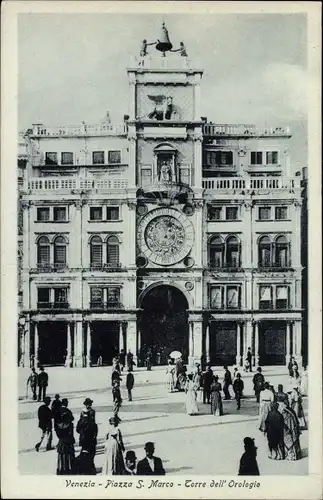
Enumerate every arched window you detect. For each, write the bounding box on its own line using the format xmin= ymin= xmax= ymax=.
xmin=107 ymin=235 xmax=120 ymax=266
xmin=37 ymin=236 xmax=50 ymax=267
xmin=258 ymin=235 xmax=272 ymax=268
xmin=209 ymin=236 xmax=224 ymax=268
xmin=53 ymin=236 xmax=67 ymax=268
xmin=90 ymin=236 xmax=102 ymax=267
xmin=226 ymin=236 xmax=240 ymax=268
xmin=275 ymin=235 xmax=289 ymax=268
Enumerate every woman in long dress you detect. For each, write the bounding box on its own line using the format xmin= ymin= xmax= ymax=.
xmin=265 ymin=402 xmax=285 ymax=460
xmin=210 ymin=376 xmax=223 ymax=416
xmin=279 ymin=403 xmax=302 ymax=460
xmin=102 ymin=416 xmax=125 ymax=475
xmin=166 ymin=360 xmax=175 ymax=393
xmin=289 ymin=386 xmax=307 ymax=429
xmin=56 ymin=398 xmax=75 ymax=475
xmin=259 ymin=382 xmax=275 ymax=432
xmin=185 ymin=374 xmax=199 ymax=415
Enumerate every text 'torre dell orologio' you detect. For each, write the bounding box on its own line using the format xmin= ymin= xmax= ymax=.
xmin=137 ymin=208 xmax=194 ymax=266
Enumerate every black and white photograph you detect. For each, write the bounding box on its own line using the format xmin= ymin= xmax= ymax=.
xmin=1 ymin=2 xmax=322 ymax=499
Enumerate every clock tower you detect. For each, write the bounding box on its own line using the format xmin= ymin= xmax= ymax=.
xmin=127 ymin=24 xmax=204 ymax=365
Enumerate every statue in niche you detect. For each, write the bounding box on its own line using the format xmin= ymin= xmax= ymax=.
xmin=158 ymin=158 xmax=172 ymax=183
xmin=148 ymin=95 xmax=174 ymax=120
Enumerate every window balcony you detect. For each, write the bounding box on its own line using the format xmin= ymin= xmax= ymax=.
xmin=35 ymin=264 xmax=68 ymax=273
xmin=257 ymin=264 xmax=292 ymax=272
xmin=89 ymin=263 xmax=124 ymax=272
xmin=208 ymin=263 xmax=242 ymax=272
xmin=37 ymin=301 xmax=70 ymax=310
xmin=89 ymin=301 xmax=124 ymax=310
xmin=203 ymin=164 xmax=237 ymax=174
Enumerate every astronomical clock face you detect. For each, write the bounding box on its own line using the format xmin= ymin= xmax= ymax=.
xmin=137 ymin=208 xmax=194 ymax=266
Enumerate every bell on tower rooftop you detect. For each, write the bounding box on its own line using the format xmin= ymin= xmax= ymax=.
xmin=156 ymin=22 xmax=173 ymax=55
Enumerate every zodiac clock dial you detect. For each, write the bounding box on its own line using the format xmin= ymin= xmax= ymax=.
xmin=137 ymin=208 xmax=194 ymax=266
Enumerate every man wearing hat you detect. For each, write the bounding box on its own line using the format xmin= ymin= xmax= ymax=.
xmin=137 ymin=442 xmax=165 ymax=475
xmin=124 ymin=450 xmax=137 ymax=475
xmin=238 ymin=437 xmax=260 ymax=475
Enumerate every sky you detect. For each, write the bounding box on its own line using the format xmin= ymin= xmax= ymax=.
xmin=18 ymin=13 xmax=308 ymax=169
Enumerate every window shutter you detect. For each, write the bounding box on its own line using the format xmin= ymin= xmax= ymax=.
xmin=107 ymin=240 xmax=119 ymax=265
xmin=54 ymin=245 xmax=66 ymax=264
xmin=91 ymin=287 xmax=103 ymax=302
xmin=260 ymin=286 xmax=271 ymax=301
xmin=38 ymin=245 xmax=50 ymax=265
xmin=276 ymin=286 xmax=288 ymax=299
xmin=210 ymin=287 xmax=222 ymax=308
xmin=91 ymin=244 xmax=102 ymax=266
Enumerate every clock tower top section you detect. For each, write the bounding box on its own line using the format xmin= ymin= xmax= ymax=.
xmin=127 ymin=22 xmax=203 ymax=122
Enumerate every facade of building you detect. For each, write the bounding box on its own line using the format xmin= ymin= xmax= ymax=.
xmin=18 ymin=31 xmax=304 ymax=369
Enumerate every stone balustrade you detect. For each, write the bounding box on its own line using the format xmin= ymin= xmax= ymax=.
xmin=29 ymin=123 xmax=128 ymax=137
xmin=202 ymin=176 xmax=299 ymax=191
xmin=203 ymin=123 xmax=291 ymax=137
xmin=26 ymin=177 xmax=129 ymax=192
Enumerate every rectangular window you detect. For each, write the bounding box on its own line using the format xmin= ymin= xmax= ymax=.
xmin=108 ymin=150 xmax=121 ymax=164
xmin=90 ymin=207 xmax=103 ymax=221
xmin=259 ymin=207 xmax=271 ymax=220
xmin=141 ymin=168 xmax=152 ymax=187
xmin=54 ymin=245 xmax=66 ymax=266
xmin=37 ymin=245 xmax=50 ymax=266
xmin=208 ymin=206 xmax=222 ymax=221
xmin=206 ymin=151 xmax=233 ymax=166
xmin=53 ymin=207 xmax=67 ymax=221
xmin=275 ymin=206 xmax=288 ymax=220
xmin=210 ymin=287 xmax=222 ymax=308
xmin=179 ymin=167 xmax=190 ymax=185
xmin=225 ymin=207 xmax=238 ymax=221
xmin=37 ymin=287 xmax=50 ymax=306
xmin=37 ymin=207 xmax=50 ymax=221
xmin=92 ymin=151 xmax=105 ymax=165
xmin=250 ymin=152 xmax=263 ymax=165
xmin=276 ymin=286 xmax=289 ymax=309
xmin=45 ymin=152 xmax=58 ymax=165
xmin=61 ymin=152 xmax=74 ymax=165
xmin=266 ymin=151 xmax=279 ymax=165
xmin=54 ymin=288 xmax=68 ymax=306
xmin=107 ymin=287 xmax=120 ymax=305
xmin=106 ymin=207 xmax=119 ymax=221
xmin=227 ymin=286 xmax=240 ymax=309
xmin=209 ymin=248 xmax=222 ymax=268
xmin=259 ymin=286 xmax=272 ymax=309
xmin=90 ymin=287 xmax=103 ymax=306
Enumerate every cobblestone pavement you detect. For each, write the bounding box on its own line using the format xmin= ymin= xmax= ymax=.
xmin=18 ymin=366 xmax=308 ymax=475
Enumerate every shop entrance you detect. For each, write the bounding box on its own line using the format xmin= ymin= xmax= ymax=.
xmin=139 ymin=285 xmax=189 ymax=365
xmin=37 ymin=321 xmax=67 ymax=366
xmin=259 ymin=321 xmax=286 ymax=365
xmin=210 ymin=321 xmax=237 ymax=366
xmin=90 ymin=321 xmax=119 ymax=366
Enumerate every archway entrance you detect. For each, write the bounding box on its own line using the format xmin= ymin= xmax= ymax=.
xmin=139 ymin=285 xmax=189 ymax=365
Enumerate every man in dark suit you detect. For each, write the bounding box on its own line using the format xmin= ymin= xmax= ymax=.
xmin=247 ymin=347 xmax=253 ymax=372
xmin=35 ymin=396 xmax=53 ymax=451
xmin=37 ymin=366 xmax=49 ymax=401
xmin=137 ymin=442 xmax=165 ymax=475
xmin=201 ymin=365 xmax=213 ymax=404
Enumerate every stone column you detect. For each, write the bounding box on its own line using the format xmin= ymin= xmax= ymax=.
xmin=254 ymin=321 xmax=260 ymax=367
xmin=22 ymin=320 xmax=30 ymax=367
xmin=190 ymin=317 xmax=203 ymax=365
xmin=286 ymin=321 xmax=292 ymax=365
xmin=244 ymin=319 xmax=253 ymax=363
xmin=125 ymin=320 xmax=137 ymax=366
xmin=188 ymin=321 xmax=194 ymax=365
xmin=86 ymin=322 xmax=91 ymax=368
xmin=236 ymin=322 xmax=242 ymax=366
xmin=293 ymin=320 xmax=303 ymax=366
xmin=74 ymin=320 xmax=84 ymax=367
xmin=205 ymin=323 xmax=210 ymax=364
xmin=34 ymin=322 xmax=39 ymax=368
xmin=65 ymin=322 xmax=72 ymax=367
xmin=119 ymin=321 xmax=124 ymax=352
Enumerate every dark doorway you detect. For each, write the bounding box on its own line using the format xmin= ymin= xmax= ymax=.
xmin=38 ymin=321 xmax=67 ymax=366
xmin=259 ymin=321 xmax=286 ymax=365
xmin=210 ymin=321 xmax=237 ymax=366
xmin=139 ymin=285 xmax=189 ymax=364
xmin=90 ymin=321 xmax=119 ymax=366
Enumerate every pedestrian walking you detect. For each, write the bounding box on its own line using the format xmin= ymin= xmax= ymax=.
xmin=210 ymin=375 xmax=223 ymax=416
xmin=137 ymin=442 xmax=165 ymax=475
xmin=275 ymin=384 xmax=289 ymax=411
xmin=112 ymin=380 xmax=123 ymax=419
xmin=76 ymin=399 xmax=97 ymax=466
xmin=35 ymin=396 xmax=53 ymax=452
xmin=56 ymin=398 xmax=75 ymax=475
xmin=81 ymin=397 xmax=96 ymax=422
xmin=51 ymin=394 xmax=62 ymax=433
xmin=223 ymin=366 xmax=232 ymax=400
xmin=111 ymin=367 xmax=122 ymax=387
xmin=37 ymin=366 xmax=48 ymax=402
xmin=126 ymin=350 xmax=135 ymax=372
xmin=279 ymin=402 xmax=302 ymax=460
xmin=253 ymin=367 xmax=265 ymax=403
xmin=288 ymin=356 xmax=298 ymax=379
xmin=238 ymin=437 xmax=260 ymax=476
xmin=26 ymin=367 xmax=38 ymax=400
xmin=265 ymin=402 xmax=285 ymax=460
xmin=259 ymin=382 xmax=275 ymax=432
xmin=247 ymin=347 xmax=253 ymax=372
xmin=102 ymin=416 xmax=125 ymax=475
xmin=233 ymin=373 xmax=244 ymax=410
xmin=289 ymin=385 xmax=307 ymax=429
xmin=119 ymin=349 xmax=126 ymax=372
xmin=185 ymin=373 xmax=199 ymax=416
xmin=124 ymin=450 xmax=137 ymax=475
xmin=165 ymin=359 xmax=176 ymax=393
xmin=126 ymin=369 xmax=134 ymax=401
xmin=201 ymin=365 xmax=213 ymax=404
xmin=146 ymin=348 xmax=152 ymax=371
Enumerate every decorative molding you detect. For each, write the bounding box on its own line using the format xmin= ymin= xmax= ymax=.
xmin=127 ymin=201 xmax=137 ymax=211
xmin=243 ymin=200 xmax=253 ymax=210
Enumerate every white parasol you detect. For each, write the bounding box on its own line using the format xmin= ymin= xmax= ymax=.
xmin=170 ymin=350 xmax=182 ymax=360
